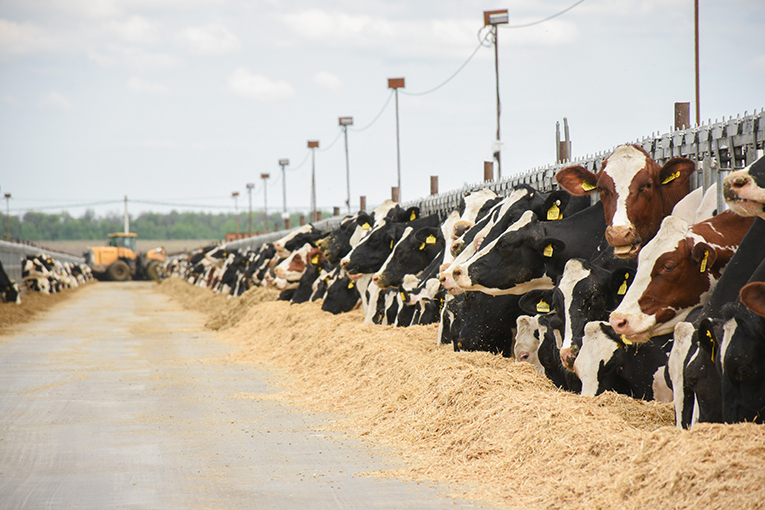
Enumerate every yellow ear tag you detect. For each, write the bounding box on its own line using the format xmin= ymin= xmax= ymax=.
xmin=410 ymin=211 xmax=417 ymax=221
xmin=400 ymin=292 xmax=407 ymax=302
xmin=547 ymin=203 xmax=561 ymax=220
xmin=581 ymin=181 xmax=597 ymax=192
xmin=419 ymin=243 xmax=426 ymax=251
xmin=617 ymin=274 xmax=629 ymax=295
xmin=390 ymin=240 xmax=394 ymax=249
xmin=426 ymin=234 xmax=437 ymax=244
xmin=543 ymin=244 xmax=554 ymax=257
xmin=362 ymin=223 xmax=370 ymax=230
xmin=707 ymin=329 xmax=716 ymax=362
xmin=311 ymin=254 xmax=320 ymax=265
xmin=536 ymin=300 xmax=550 ymax=313
xmin=620 ymin=334 xmax=633 ymax=346
xmin=700 ymin=250 xmax=709 ymax=273
xmin=347 ymin=281 xmax=355 ymax=289
xmin=661 ymin=170 xmax=681 ymax=185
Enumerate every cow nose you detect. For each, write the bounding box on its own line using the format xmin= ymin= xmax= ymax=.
xmin=340 ymin=258 xmax=349 ymax=269
xmin=559 ymin=347 xmax=576 ymax=371
xmin=452 ymin=267 xmax=462 ymax=279
xmin=372 ymin=274 xmax=380 ymax=284
xmin=609 ymin=313 xmax=629 ymax=334
xmin=727 ymin=175 xmax=750 ymax=189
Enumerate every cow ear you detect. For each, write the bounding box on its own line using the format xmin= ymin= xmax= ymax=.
xmin=697 ymin=318 xmax=721 ymax=363
xmin=406 ymin=207 xmax=420 ymax=222
xmin=518 ymin=289 xmax=554 ymax=315
xmin=414 ymin=227 xmax=441 ymax=245
xmin=610 ymin=266 xmax=636 ymax=300
xmin=692 ymin=242 xmax=717 ymax=273
xmin=355 ymin=213 xmax=372 ymax=230
xmin=537 ymin=238 xmax=566 ymax=259
xmin=555 ymin=165 xmax=598 ymax=196
xmin=543 ymin=191 xmax=571 ymax=221
xmin=659 ymin=157 xmax=695 ymax=187
xmin=740 ymin=282 xmax=765 ymax=318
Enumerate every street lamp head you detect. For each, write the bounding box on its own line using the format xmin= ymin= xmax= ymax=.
xmin=307 ymin=140 xmax=319 ymax=148
xmin=279 ymin=159 xmax=289 ymax=166
xmin=260 ymin=173 xmax=270 ymax=179
xmin=338 ymin=116 xmax=354 ymax=126
xmin=232 ymin=191 xmax=239 ymax=197
xmin=3 ymin=193 xmax=10 ymax=199
xmin=387 ymin=78 xmax=405 ymax=89
xmin=246 ymin=183 xmax=254 ymax=189
xmin=484 ymin=9 xmax=509 ymax=25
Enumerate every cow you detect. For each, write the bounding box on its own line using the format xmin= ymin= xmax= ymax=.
xmin=575 ymin=321 xmax=673 ymax=401
xmin=273 ymin=242 xmax=315 ymax=283
xmin=450 ymin=201 xmax=607 ymax=296
xmin=537 ymin=257 xmax=637 ymax=371
xmin=514 ymin=315 xmax=546 ymax=375
xmin=0 ymin=259 xmax=21 ymax=304
xmin=723 ymin=155 xmax=765 ymax=221
xmin=273 ymin=224 xmax=324 ymax=258
xmin=452 ymin=291 xmax=520 ymax=357
xmin=291 ymin=249 xmax=334 ymax=304
xmin=555 ymin=144 xmax=695 ymax=257
xmin=372 ymin=226 xmax=444 ymax=289
xmin=321 ymin=273 xmax=361 ymax=314
xmin=317 ymin=200 xmax=401 ymax=264
xmin=609 ymin=211 xmax=755 ymax=343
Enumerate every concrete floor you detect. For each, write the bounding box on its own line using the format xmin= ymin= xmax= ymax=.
xmin=0 ymin=282 xmax=498 ymax=509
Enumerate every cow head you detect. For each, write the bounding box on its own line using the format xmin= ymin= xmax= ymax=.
xmin=723 ymin=156 xmax=765 ymax=220
xmin=556 ymin=144 xmax=694 ymax=258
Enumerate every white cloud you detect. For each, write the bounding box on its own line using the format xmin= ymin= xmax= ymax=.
xmin=179 ymin=23 xmax=240 ymax=55
xmin=313 ymin=71 xmax=343 ymax=92
xmin=117 ymin=46 xmax=183 ymax=69
xmin=2 ymin=94 xmax=21 ymax=105
xmin=39 ymin=91 xmax=73 ymax=110
xmin=106 ymin=15 xmax=161 ymax=44
xmin=0 ymin=18 xmax=58 ymax=55
xmin=749 ymin=55 xmax=765 ymax=74
xmin=127 ymin=76 xmax=170 ymax=94
xmin=227 ymin=67 xmax=295 ymax=102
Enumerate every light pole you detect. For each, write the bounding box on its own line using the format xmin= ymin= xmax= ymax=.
xmin=3 ymin=193 xmax=10 ymax=240
xmin=484 ymin=9 xmax=508 ymax=178
xmin=308 ymin=141 xmax=319 ymax=222
xmin=232 ymin=191 xmax=240 ymax=235
xmin=339 ymin=116 xmax=354 ymax=214
xmin=387 ymin=78 xmax=404 ymax=202
xmin=246 ymin=183 xmax=254 ymax=235
xmin=279 ymin=159 xmax=290 ymax=229
xmin=261 ymin=173 xmax=270 ymax=232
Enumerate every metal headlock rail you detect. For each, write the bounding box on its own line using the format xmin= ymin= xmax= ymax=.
xmin=223 ymin=108 xmax=763 ymax=254
xmin=0 ymin=240 xmax=85 ymax=282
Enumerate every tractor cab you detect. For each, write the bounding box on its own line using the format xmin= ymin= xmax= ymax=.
xmin=107 ymin=232 xmax=137 ymax=252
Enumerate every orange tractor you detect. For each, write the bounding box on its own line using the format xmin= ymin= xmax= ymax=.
xmin=83 ymin=233 xmax=166 ymax=281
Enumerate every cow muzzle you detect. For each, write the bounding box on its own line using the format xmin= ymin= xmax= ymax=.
xmin=605 ymin=225 xmax=641 ymax=258
xmin=372 ymin=273 xmax=390 ymax=289
xmin=559 ymin=346 xmax=578 ymax=372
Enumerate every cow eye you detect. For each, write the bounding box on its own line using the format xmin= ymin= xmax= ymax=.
xmin=662 ymin=263 xmax=676 ymax=273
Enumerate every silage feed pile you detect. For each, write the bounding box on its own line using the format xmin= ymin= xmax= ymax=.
xmin=159 ymin=277 xmax=765 ymax=510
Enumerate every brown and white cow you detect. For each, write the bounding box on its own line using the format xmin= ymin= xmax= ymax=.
xmin=556 ymin=144 xmax=696 ymax=258
xmin=609 ymin=211 xmax=755 ymax=343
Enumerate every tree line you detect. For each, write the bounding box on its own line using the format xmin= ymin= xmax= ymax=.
xmin=0 ymin=209 xmax=327 ymax=241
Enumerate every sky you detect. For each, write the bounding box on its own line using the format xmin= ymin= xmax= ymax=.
xmin=1 ymin=0 xmax=763 ymax=222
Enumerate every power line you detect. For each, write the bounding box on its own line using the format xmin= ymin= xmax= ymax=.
xmin=319 ymin=128 xmax=344 ymax=153
xmin=350 ymin=90 xmax=395 ymax=133
xmin=500 ymin=0 xmax=585 ymax=29
xmin=289 ymin=150 xmax=311 ymax=171
xmin=401 ymin=38 xmax=486 ymax=97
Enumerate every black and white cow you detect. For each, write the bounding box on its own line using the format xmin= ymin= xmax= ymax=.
xmin=0 ymin=259 xmax=21 ymax=304
xmin=575 ymin=321 xmax=673 ymax=401
xmin=723 ymin=155 xmax=765 ymax=221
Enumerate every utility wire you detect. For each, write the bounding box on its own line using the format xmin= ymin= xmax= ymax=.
xmin=289 ymin=150 xmax=311 ymax=171
xmin=319 ymin=128 xmax=344 ymax=153
xmin=401 ymin=39 xmax=485 ymax=97
xmin=350 ymin=90 xmax=395 ymax=133
xmin=501 ymin=0 xmax=585 ymax=29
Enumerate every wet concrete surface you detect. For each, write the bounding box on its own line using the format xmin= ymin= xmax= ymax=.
xmin=0 ymin=282 xmax=501 ymax=509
